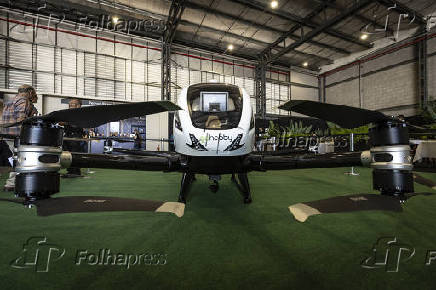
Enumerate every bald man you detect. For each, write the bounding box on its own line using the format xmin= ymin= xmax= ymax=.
xmin=2 ymin=84 xmax=38 ymax=191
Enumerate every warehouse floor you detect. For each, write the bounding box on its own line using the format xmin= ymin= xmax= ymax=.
xmin=0 ymin=167 xmax=435 ymax=290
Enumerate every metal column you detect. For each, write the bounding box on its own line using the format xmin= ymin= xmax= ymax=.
xmin=161 ymin=0 xmax=186 ymax=101
xmin=255 ymin=61 xmax=266 ymax=118
xmin=161 ymin=42 xmax=172 ymax=101
xmin=417 ymin=30 xmax=428 ymax=108
xmin=318 ymin=75 xmax=326 ymax=103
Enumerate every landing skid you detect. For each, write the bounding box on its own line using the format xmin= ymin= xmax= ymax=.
xmin=231 ymin=173 xmax=252 ymax=204
xmin=178 ymin=172 xmax=195 ymax=203
xmin=209 ymin=180 xmax=219 ymax=193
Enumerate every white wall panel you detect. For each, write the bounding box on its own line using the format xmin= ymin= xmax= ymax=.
xmin=36 ymin=46 xmax=54 ymax=72
xmin=96 ymin=55 xmax=114 ymax=79
xmin=148 ymin=86 xmax=161 ymax=101
xmin=115 ymin=81 xmax=126 ymax=100
xmin=0 ymin=68 xmax=6 ymax=88
xmin=96 ymin=79 xmax=114 ymax=99
xmin=62 ymin=75 xmax=76 ymax=95
xmin=148 ymin=62 xmax=161 ymax=90
xmin=190 ymin=70 xmax=201 ymax=85
xmin=77 ymin=52 xmax=85 ymax=76
xmin=132 ymin=61 xmax=145 ymax=83
xmin=36 ymin=72 xmax=54 ymax=93
xmin=131 ymin=83 xmax=145 ymax=101
xmin=61 ymin=49 xmax=76 ymax=75
xmin=115 ymin=58 xmax=125 ymax=81
xmin=9 ymin=70 xmax=32 ymax=89
xmin=77 ymin=35 xmax=96 ymax=52
xmin=9 ymin=42 xmax=32 ymax=70
xmin=0 ymin=39 xmax=5 ymax=66
xmin=9 ymin=22 xmax=33 ymax=42
xmin=57 ymin=31 xmax=77 ymax=49
xmin=96 ymin=32 xmax=114 ymax=55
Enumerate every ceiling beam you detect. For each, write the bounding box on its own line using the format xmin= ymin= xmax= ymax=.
xmin=183 ymin=1 xmax=350 ymax=55
xmin=268 ymin=0 xmax=373 ymax=64
xmin=260 ymin=0 xmax=331 ymax=59
xmin=173 ymin=37 xmax=294 ymax=69
xmin=311 ymin=0 xmax=393 ymax=32
xmin=230 ymin=0 xmax=372 ymax=49
xmin=177 ymin=20 xmax=333 ymax=64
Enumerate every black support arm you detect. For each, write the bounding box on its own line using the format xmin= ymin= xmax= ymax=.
xmin=70 ymin=153 xmax=182 ymax=172
xmin=247 ymin=152 xmax=363 ymax=171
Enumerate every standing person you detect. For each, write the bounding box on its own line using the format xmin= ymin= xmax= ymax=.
xmin=2 ymin=84 xmax=38 ymax=191
xmin=62 ymin=98 xmax=85 ymax=178
xmin=134 ymin=130 xmax=142 ymax=150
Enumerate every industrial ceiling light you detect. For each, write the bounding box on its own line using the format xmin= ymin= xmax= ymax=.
xmin=112 ymin=16 xmax=119 ymax=24
xmin=271 ymin=0 xmax=278 ymax=9
xmin=227 ymin=44 xmax=234 ymax=51
xmin=302 ymin=62 xmax=308 ymax=67
xmin=360 ymin=33 xmax=368 ymax=40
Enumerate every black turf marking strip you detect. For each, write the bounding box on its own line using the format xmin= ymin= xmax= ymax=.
xmin=414 ymin=174 xmax=436 ymax=189
xmin=33 ymin=196 xmax=165 ymax=216
xmin=302 ymin=194 xmax=403 ymax=213
xmin=0 ymin=198 xmax=24 ymax=204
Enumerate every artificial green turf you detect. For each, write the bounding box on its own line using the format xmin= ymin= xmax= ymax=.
xmin=0 ymin=167 xmax=435 ymax=290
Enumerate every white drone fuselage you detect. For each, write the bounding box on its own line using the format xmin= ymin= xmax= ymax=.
xmin=173 ymin=83 xmax=255 ymax=157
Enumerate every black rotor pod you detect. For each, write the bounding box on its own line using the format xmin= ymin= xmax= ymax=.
xmin=15 ymin=119 xmax=64 ymax=200
xmin=20 ymin=119 xmax=63 ymax=147
xmin=369 ymin=120 xmax=409 ymax=147
xmin=369 ymin=120 xmax=413 ymax=197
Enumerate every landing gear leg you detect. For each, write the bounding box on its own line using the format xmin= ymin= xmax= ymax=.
xmin=237 ymin=173 xmax=252 ymax=204
xmin=178 ymin=172 xmax=194 ymax=203
xmin=208 ymin=175 xmax=221 ymax=193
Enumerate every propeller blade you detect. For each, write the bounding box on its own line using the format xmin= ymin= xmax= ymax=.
xmin=288 ymin=193 xmax=403 ymax=222
xmin=0 ymin=197 xmax=23 ymax=205
xmin=413 ymin=173 xmax=436 ymax=190
xmin=279 ymin=100 xmax=392 ymax=128
xmin=413 ymin=168 xmax=436 ymax=173
xmin=0 ymin=196 xmax=185 ymax=217
xmin=1 ymin=101 xmax=181 ymax=128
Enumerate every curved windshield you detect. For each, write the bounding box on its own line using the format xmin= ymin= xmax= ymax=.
xmin=187 ymin=83 xmax=243 ymax=130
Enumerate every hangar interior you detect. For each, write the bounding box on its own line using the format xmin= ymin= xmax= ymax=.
xmin=0 ymin=0 xmax=435 ymax=289
xmin=3 ymin=0 xmax=435 ymax=146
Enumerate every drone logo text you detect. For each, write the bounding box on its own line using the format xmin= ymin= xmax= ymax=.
xmin=10 ymin=236 xmax=65 ymax=273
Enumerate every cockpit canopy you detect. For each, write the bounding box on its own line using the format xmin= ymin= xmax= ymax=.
xmin=187 ymin=83 xmax=243 ymax=130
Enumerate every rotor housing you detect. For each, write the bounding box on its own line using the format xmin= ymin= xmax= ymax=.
xmin=15 ymin=120 xmax=64 ymax=200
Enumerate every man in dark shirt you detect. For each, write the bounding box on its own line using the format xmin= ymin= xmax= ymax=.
xmin=2 ymin=84 xmax=38 ymax=191
xmin=134 ymin=130 xmax=142 ymax=150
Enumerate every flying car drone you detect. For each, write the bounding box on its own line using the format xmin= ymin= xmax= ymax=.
xmin=0 ymin=83 xmax=434 ymax=221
